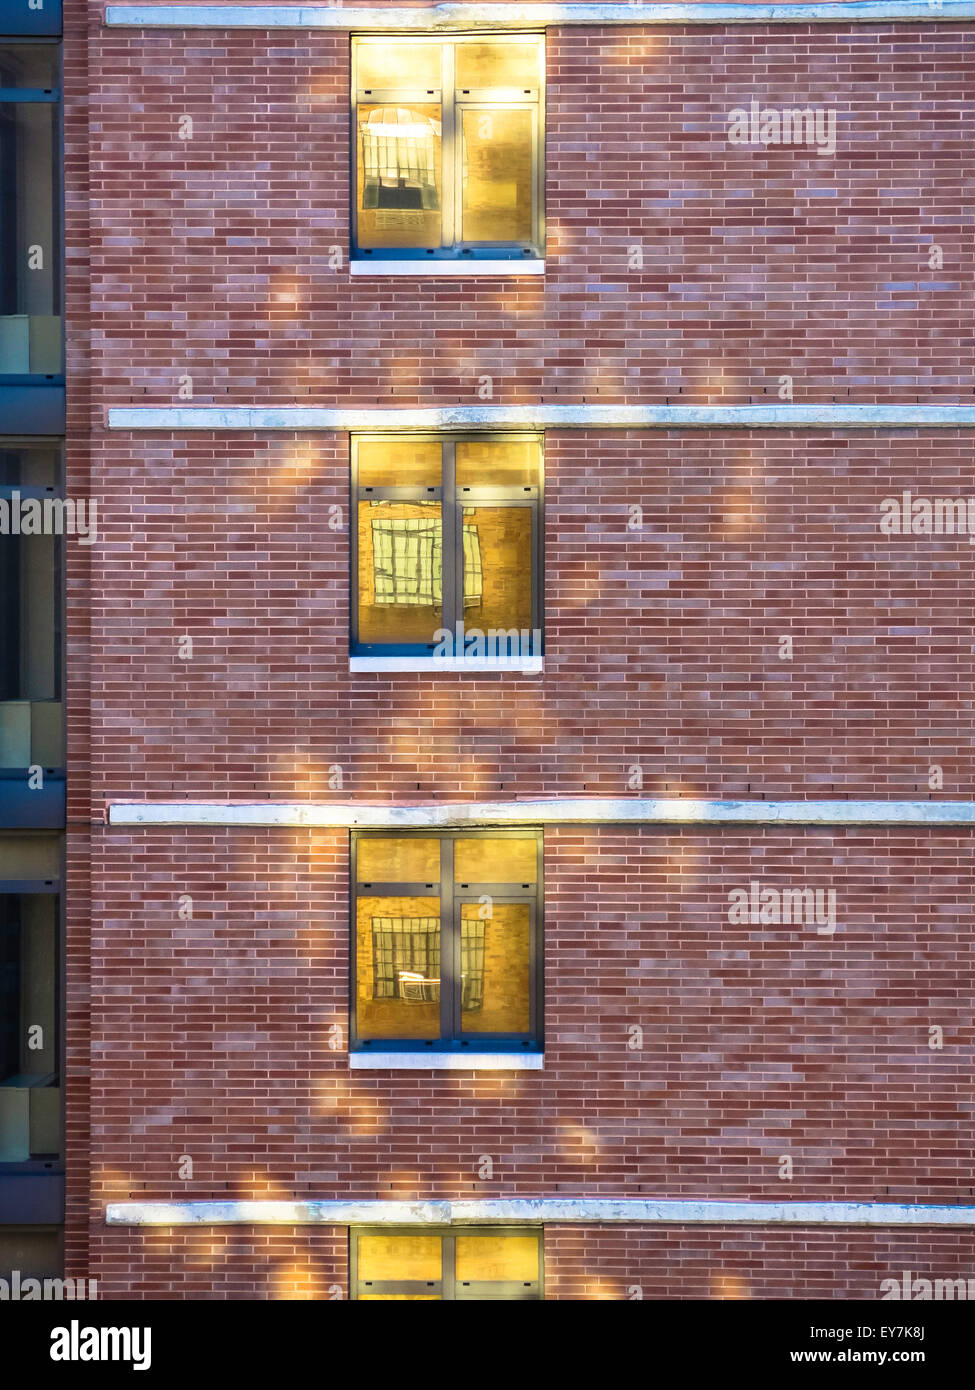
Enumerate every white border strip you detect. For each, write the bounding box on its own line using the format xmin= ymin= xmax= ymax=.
xmin=108 ymin=404 xmax=975 ymax=431
xmin=105 ymin=1197 xmax=975 ymax=1227
xmin=108 ymin=798 xmax=975 ymax=827
xmin=104 ymin=3 xmax=975 ymax=31
xmin=349 ymin=655 xmax=542 ymax=673
xmin=349 ymin=259 xmax=545 ymax=276
xmin=349 ymin=1051 xmax=543 ymax=1069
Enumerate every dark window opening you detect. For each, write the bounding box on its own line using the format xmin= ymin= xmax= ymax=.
xmin=0 ymin=46 xmax=61 ymax=375
xmin=0 ymin=441 xmax=63 ymax=770
xmin=0 ymin=887 xmax=60 ymax=1162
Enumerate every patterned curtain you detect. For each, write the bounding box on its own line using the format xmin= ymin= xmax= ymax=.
xmin=371 ymin=916 xmax=485 ymax=1010
xmin=371 ymin=517 xmax=482 ymax=607
xmin=372 ymin=917 xmax=440 ymax=1000
xmin=360 ymin=108 xmax=441 ymax=211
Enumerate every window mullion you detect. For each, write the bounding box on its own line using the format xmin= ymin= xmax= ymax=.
xmin=531 ymin=494 xmax=542 ymax=642
xmin=350 ymin=439 xmax=360 ymax=652
xmin=531 ymin=101 xmax=542 ymax=253
xmin=533 ymin=834 xmax=543 ymax=1045
xmin=441 ymin=439 xmax=459 ymax=637
xmin=529 ymin=897 xmax=539 ymax=1043
xmin=442 ymin=1232 xmax=457 ymax=1300
xmin=441 ymin=41 xmax=455 ymax=250
xmin=440 ymin=836 xmax=456 ymax=1042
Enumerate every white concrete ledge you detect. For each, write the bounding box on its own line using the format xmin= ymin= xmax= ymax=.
xmin=104 ymin=3 xmax=975 ymax=32
xmin=108 ymin=798 xmax=975 ymax=828
xmin=107 ymin=1200 xmax=448 ymax=1226
xmin=350 ymin=656 xmax=542 ymax=674
xmin=349 ymin=1051 xmax=544 ymax=1069
xmin=108 ymin=404 xmax=975 ymax=431
xmin=350 ymin=259 xmax=545 ymax=277
xmin=106 ymin=1197 xmax=975 ymax=1227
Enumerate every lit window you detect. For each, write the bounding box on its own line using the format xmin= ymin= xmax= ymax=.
xmin=352 ymin=35 xmax=544 ymax=261
xmin=352 ymin=1228 xmax=542 ymax=1299
xmin=352 ymin=831 xmax=542 ymax=1052
xmin=352 ymin=435 xmax=542 ymax=659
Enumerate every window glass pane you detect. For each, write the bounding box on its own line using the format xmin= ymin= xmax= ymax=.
xmin=0 ymin=834 xmax=59 ymax=878
xmin=0 ymin=444 xmax=60 ymax=486
xmin=455 ymin=40 xmax=541 ymax=92
xmin=357 ymin=837 xmax=440 ymax=884
xmin=357 ymin=103 xmax=442 ymax=249
xmin=454 ymin=837 xmax=535 ymax=885
xmin=356 ymin=42 xmax=441 ymax=93
xmin=356 ymin=896 xmax=441 ymax=1039
xmin=455 ymin=1233 xmax=539 ymax=1282
xmin=0 ymin=1227 xmax=62 ymax=1279
xmin=1 ymin=531 xmax=56 ymax=702
xmin=357 ymin=438 xmax=442 ymax=491
xmin=460 ymin=108 xmax=533 ymax=244
xmin=460 ymin=901 xmax=530 ymax=1035
xmin=0 ymin=101 xmax=60 ymax=372
xmin=0 ymin=893 xmax=60 ymax=1161
xmin=455 ymin=438 xmax=540 ymax=489
xmin=460 ymin=504 xmax=532 ymax=631
xmin=0 ymin=48 xmax=58 ymax=89
xmin=357 ymin=500 xmax=443 ymax=645
xmin=0 ymin=445 xmax=63 ymax=767
xmin=358 ymin=1293 xmax=441 ymax=1300
xmin=357 ymin=1233 xmax=442 ymax=1281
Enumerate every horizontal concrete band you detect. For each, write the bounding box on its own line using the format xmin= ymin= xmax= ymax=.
xmin=108 ymin=404 xmax=975 ymax=431
xmin=106 ymin=1197 xmax=975 ymax=1227
xmin=350 ymin=259 xmax=546 ymax=276
xmin=103 ymin=2 xmax=975 ymax=31
xmin=108 ymin=798 xmax=975 ymax=827
xmin=348 ymin=1051 xmax=544 ymax=1069
xmin=349 ymin=655 xmax=542 ymax=673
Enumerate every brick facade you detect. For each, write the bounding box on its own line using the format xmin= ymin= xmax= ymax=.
xmin=51 ymin=2 xmax=975 ymax=1295
xmin=88 ymin=428 xmax=975 ymax=800
xmin=89 ymin=22 xmax=975 ymax=406
xmin=80 ymin=823 xmax=975 ymax=1294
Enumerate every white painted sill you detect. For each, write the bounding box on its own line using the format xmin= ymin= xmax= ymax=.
xmin=350 ymin=656 xmax=543 ymax=674
xmin=349 ymin=1052 xmax=544 ymax=1071
xmin=350 ymin=259 xmax=545 ymax=277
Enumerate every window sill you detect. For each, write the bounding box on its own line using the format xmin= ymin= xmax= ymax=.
xmin=349 ymin=1052 xmax=544 ymax=1071
xmin=350 ymin=656 xmax=543 ymax=674
xmin=350 ymin=259 xmax=545 ymax=277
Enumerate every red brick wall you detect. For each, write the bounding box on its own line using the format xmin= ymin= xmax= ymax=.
xmin=86 ymin=21 xmax=975 ymax=408
xmin=84 ymin=823 xmax=975 ymax=1291
xmin=90 ymin=428 xmax=975 ymax=800
xmin=543 ymin=1226 xmax=975 ymax=1300
xmin=87 ymin=1226 xmax=347 ymax=1300
xmin=69 ymin=5 xmax=975 ymax=1294
xmin=81 ymin=1228 xmax=975 ymax=1301
xmin=84 ymin=1222 xmax=975 ymax=1300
